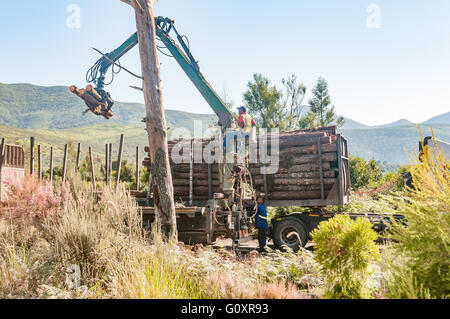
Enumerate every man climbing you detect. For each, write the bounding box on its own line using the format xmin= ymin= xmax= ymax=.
xmin=237 ymin=106 xmax=256 ymax=164
xmin=237 ymin=106 xmax=256 ymax=135
xmin=255 ymin=196 xmax=269 ymax=253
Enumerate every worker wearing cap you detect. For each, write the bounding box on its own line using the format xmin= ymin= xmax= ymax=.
xmin=237 ymin=106 xmax=256 ymax=134
xmin=236 ymin=106 xmax=256 ymax=164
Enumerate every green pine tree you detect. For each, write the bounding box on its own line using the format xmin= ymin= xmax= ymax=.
xmin=300 ymin=77 xmax=345 ymax=129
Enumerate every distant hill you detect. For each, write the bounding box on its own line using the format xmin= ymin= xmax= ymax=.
xmin=340 ymin=125 xmax=450 ymax=164
xmin=372 ymin=119 xmax=416 ymax=128
xmin=0 ymin=83 xmax=215 ymax=131
xmin=423 ymin=112 xmax=450 ymax=125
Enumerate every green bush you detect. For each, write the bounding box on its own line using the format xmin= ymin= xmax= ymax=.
xmin=311 ymin=214 xmax=380 ymax=299
xmin=349 ymin=155 xmax=384 ymax=189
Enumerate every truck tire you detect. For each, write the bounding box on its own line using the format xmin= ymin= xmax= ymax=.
xmin=273 ymin=218 xmax=308 ymax=251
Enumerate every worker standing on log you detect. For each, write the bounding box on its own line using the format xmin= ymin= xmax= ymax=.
xmin=255 ymin=196 xmax=269 ymax=254
xmin=237 ymin=106 xmax=256 ymax=164
xmin=237 ymin=106 xmax=256 ymax=136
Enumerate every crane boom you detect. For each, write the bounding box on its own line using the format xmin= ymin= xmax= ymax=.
xmin=78 ymin=17 xmax=235 ymax=129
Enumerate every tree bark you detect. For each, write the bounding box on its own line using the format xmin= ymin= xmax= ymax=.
xmin=122 ymin=0 xmax=176 ymax=239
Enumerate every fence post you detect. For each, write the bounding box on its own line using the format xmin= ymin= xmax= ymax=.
xmin=89 ymin=147 xmax=97 ymax=190
xmin=136 ymin=146 xmax=140 ymax=191
xmin=49 ymin=146 xmax=54 ymax=183
xmin=37 ymin=145 xmax=42 ymax=180
xmin=62 ymin=144 xmax=68 ymax=183
xmin=76 ymin=143 xmax=81 ymax=171
xmin=115 ymin=134 xmax=125 ymax=191
xmin=105 ymin=144 xmax=109 ymax=184
xmin=30 ymin=137 xmax=35 ymax=176
xmin=108 ymin=143 xmax=113 ymax=187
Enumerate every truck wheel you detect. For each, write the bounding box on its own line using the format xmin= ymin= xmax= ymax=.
xmin=273 ymin=218 xmax=308 ymax=252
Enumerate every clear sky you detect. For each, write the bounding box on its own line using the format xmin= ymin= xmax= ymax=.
xmin=1 ymin=0 xmax=449 ymax=125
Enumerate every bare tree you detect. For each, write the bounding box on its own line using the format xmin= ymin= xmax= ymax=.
xmin=121 ymin=0 xmax=177 ymax=239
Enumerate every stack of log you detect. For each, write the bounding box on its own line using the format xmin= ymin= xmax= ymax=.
xmin=143 ymin=139 xmax=223 ymax=201
xmin=142 ymin=126 xmax=340 ymax=202
xmin=249 ymin=126 xmax=339 ymax=200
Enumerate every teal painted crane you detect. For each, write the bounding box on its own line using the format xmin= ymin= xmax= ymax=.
xmin=70 ymin=17 xmax=235 ymax=130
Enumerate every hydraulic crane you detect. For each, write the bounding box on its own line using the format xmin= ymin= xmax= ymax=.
xmin=70 ymin=17 xmax=235 ymax=130
xmin=70 ymin=16 xmax=256 ymax=250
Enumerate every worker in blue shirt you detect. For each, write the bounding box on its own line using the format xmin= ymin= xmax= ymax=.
xmin=255 ymin=196 xmax=269 ymax=253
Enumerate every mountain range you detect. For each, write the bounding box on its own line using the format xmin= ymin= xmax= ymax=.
xmin=0 ymin=82 xmax=449 ymax=166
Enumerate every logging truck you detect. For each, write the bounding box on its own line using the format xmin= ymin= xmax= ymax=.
xmin=71 ymin=16 xmax=397 ymax=252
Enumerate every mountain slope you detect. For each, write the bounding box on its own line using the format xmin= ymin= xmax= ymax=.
xmin=423 ymin=112 xmax=450 ymax=125
xmin=0 ymin=83 xmax=215 ymax=131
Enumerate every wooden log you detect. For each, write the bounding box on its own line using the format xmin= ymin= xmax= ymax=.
xmin=269 ymin=184 xmax=334 ymax=192
xmin=250 ymin=162 xmax=332 ymax=174
xmin=268 ymin=191 xmax=322 ymax=200
xmin=171 ymin=172 xmax=220 ymax=180
xmin=129 ymin=0 xmax=177 ymax=235
xmin=254 ymin=177 xmax=336 ymax=186
xmin=275 ymin=143 xmax=337 ymax=156
xmin=86 ymin=85 xmax=103 ymax=102
xmin=289 ymin=153 xmax=337 ymax=165
xmin=253 ymin=171 xmax=336 ymax=180
xmin=172 ymin=179 xmax=220 ymax=187
xmin=174 ymin=186 xmax=222 ymax=195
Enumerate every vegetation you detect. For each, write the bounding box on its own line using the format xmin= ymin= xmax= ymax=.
xmin=380 ymin=133 xmax=450 ymax=299
xmin=299 ymin=77 xmax=344 ymax=129
xmin=243 ymin=73 xmax=307 ymax=131
xmin=0 ymin=169 xmax=322 ymax=299
xmin=311 ymin=214 xmax=380 ymax=299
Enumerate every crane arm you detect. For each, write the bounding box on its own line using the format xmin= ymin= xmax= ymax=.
xmin=79 ymin=16 xmax=235 ymax=129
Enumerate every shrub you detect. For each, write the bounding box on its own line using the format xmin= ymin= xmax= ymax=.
xmin=311 ymin=214 xmax=380 ymax=299
xmin=382 ymin=133 xmax=449 ymax=299
xmin=349 ymin=155 xmax=384 ymax=190
xmin=1 ymin=174 xmax=68 ymax=227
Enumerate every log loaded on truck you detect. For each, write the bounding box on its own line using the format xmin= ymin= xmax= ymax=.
xmin=70 ymin=16 xmax=399 ymax=252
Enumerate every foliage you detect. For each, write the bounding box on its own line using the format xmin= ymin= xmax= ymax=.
xmin=243 ymin=73 xmax=307 ymax=131
xmin=1 ymin=174 xmax=68 ymax=227
xmin=299 ymin=77 xmax=344 ymax=129
xmin=281 ymin=75 xmax=307 ymax=130
xmin=381 ymin=133 xmax=450 ymax=299
xmin=311 ymin=214 xmax=380 ymax=299
xmin=243 ymin=73 xmax=283 ymax=129
xmin=349 ymin=155 xmax=384 ymax=189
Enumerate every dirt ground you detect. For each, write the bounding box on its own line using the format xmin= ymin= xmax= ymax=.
xmin=213 ymin=236 xmax=315 ymax=252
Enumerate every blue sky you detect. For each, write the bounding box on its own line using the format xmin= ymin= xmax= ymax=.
xmin=1 ymin=0 xmax=449 ymax=125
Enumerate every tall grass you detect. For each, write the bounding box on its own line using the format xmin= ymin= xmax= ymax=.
xmin=1 ymin=170 xmax=319 ymax=299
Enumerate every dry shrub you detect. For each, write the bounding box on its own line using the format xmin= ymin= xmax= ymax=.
xmin=42 ymin=184 xmax=144 ymax=288
xmin=1 ymin=174 xmax=68 ymax=227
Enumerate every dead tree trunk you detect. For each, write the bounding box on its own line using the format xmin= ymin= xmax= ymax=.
xmin=121 ymin=0 xmax=177 ymax=239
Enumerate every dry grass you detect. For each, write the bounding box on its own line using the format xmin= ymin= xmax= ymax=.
xmin=0 ymin=171 xmax=321 ymax=299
